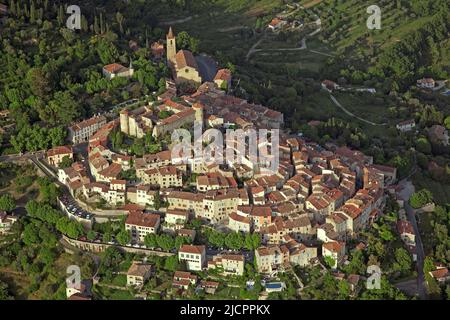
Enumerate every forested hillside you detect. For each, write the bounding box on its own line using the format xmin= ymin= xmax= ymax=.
xmin=0 ymin=0 xmax=175 ymax=153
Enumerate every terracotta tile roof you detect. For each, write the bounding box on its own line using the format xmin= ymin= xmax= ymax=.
xmin=397 ymin=220 xmax=414 ymax=235
xmin=269 ymin=18 xmax=283 ymax=27
xmin=163 ymin=99 xmax=189 ymax=112
xmin=169 ymin=191 xmax=204 ymax=202
xmin=127 ymin=262 xmax=152 ymax=277
xmin=179 ymin=245 xmax=205 ymax=255
xmin=340 ymin=204 xmax=362 ymax=219
xmin=103 ymin=63 xmax=128 ymax=74
xmin=221 ymin=254 xmax=244 ymax=262
xmin=177 ymin=229 xmax=196 ymax=238
xmin=229 ymin=212 xmax=251 ymax=224
xmin=70 ymin=115 xmax=106 ymax=132
xmin=166 ymin=209 xmax=189 ymax=217
xmin=322 ymin=241 xmax=344 ymax=253
xmin=174 ymin=271 xmax=197 ymax=281
xmin=429 ymin=268 xmax=449 ymax=279
xmin=159 ymin=108 xmax=195 ymax=126
xmin=125 ymin=211 xmax=160 ymax=228
xmin=175 ymin=50 xmax=198 ymax=70
xmin=397 ymin=119 xmax=415 ymax=127
xmin=111 ymin=179 xmax=126 ymax=185
xmin=112 ymin=154 xmax=132 ymax=162
xmin=197 ymin=173 xmax=237 ymax=188
xmin=158 ymin=166 xmax=178 ymax=176
xmin=172 ymin=279 xmax=191 ymax=287
xmin=306 ymin=194 xmax=330 ymax=210
xmin=214 ymin=69 xmax=232 ymax=81
xmin=371 ymin=164 xmax=396 ymax=174
xmin=47 ymin=145 xmax=73 ymax=157
xmin=99 ymin=163 xmax=122 ymax=178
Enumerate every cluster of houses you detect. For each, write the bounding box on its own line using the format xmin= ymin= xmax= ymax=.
xmin=36 ymin=26 xmax=417 ymax=298
xmin=51 ymin=69 xmax=399 ymax=295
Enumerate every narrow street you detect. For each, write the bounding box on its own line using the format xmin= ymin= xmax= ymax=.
xmin=397 ymin=180 xmax=427 ymax=300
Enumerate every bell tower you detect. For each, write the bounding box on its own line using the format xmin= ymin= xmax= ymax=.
xmin=166 ymin=27 xmax=176 ymax=63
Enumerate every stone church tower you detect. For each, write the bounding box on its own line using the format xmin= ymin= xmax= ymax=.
xmin=120 ymin=109 xmax=129 ymax=135
xmin=166 ymin=27 xmax=176 ymax=63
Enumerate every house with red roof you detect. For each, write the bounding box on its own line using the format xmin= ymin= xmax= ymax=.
xmin=428 ymin=267 xmax=450 ymax=284
xmin=47 ymin=145 xmax=73 ymax=167
xmin=397 ymin=220 xmax=415 ymax=246
xmin=125 ymin=210 xmax=161 ymax=243
xmin=214 ymin=68 xmax=232 ymax=91
xmin=268 ymin=18 xmax=287 ymax=32
xmin=322 ymin=241 xmax=346 ymax=268
xmin=102 ymin=62 xmax=134 ymax=80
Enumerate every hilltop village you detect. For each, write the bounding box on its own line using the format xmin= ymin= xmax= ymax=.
xmin=23 ymin=27 xmax=407 ymax=299
xmin=30 ymin=29 xmax=414 ymax=298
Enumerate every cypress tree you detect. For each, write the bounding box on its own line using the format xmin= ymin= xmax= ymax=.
xmin=99 ymin=12 xmax=104 ymax=34
xmin=16 ymin=2 xmax=21 ymax=18
xmin=23 ymin=2 xmax=29 ymax=18
xmin=57 ymin=4 xmax=64 ymax=26
xmin=30 ymin=0 xmax=36 ymax=23
xmin=81 ymin=14 xmax=88 ymax=32
xmin=93 ymin=15 xmax=100 ymax=34
xmin=9 ymin=0 xmax=16 ymax=16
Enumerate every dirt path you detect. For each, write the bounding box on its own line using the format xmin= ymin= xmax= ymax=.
xmin=218 ymin=26 xmax=248 ymax=32
xmin=246 ymin=36 xmax=265 ymax=61
xmin=251 ymin=38 xmax=307 ymax=55
xmin=330 ymin=94 xmax=388 ymax=126
xmin=309 ymin=49 xmax=335 ymax=57
xmin=159 ymin=16 xmax=194 ymax=26
xmin=303 ymin=0 xmax=323 ymax=9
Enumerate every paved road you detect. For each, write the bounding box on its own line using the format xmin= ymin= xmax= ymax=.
xmin=0 ymin=150 xmax=45 ymax=163
xmin=397 ymin=180 xmax=427 ymax=300
xmin=394 ymin=278 xmax=419 ymax=297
